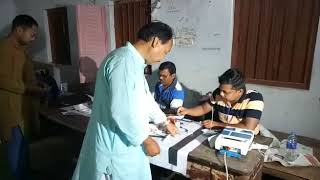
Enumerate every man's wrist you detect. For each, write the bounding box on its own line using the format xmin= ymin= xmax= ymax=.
xmin=143 ymin=136 xmax=153 ymax=145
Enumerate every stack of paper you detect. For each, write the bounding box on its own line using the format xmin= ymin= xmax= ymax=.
xmin=60 ymin=103 xmax=92 ymax=117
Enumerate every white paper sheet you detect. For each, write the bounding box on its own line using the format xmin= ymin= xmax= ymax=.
xmin=149 ymin=120 xmax=206 ymax=176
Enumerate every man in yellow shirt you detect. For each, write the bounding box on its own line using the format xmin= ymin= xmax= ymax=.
xmin=0 ymin=14 xmax=44 ymax=180
xmin=178 ymin=68 xmax=264 ymax=134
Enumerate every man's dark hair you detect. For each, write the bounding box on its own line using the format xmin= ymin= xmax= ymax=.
xmin=218 ymin=68 xmax=246 ymax=90
xmin=159 ymin=61 xmax=176 ymax=75
xmin=11 ymin=15 xmax=38 ymax=32
xmin=137 ymin=21 xmax=173 ymax=44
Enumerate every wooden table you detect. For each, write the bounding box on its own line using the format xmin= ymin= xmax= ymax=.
xmin=262 ymin=131 xmax=320 ymax=180
xmin=187 ymin=135 xmax=272 ymax=180
xmin=40 ymin=94 xmax=273 ymax=180
xmin=39 ymin=94 xmax=91 ymax=134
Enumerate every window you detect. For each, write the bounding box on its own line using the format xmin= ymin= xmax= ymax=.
xmin=231 ymin=0 xmax=320 ymax=89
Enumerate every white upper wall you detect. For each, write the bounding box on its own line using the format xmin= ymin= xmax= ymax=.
xmin=0 ymin=0 xmax=17 ymax=37
xmin=153 ymin=0 xmax=320 ymax=140
xmin=149 ymin=0 xmax=233 ymax=106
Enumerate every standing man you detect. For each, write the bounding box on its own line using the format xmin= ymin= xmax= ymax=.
xmin=72 ymin=22 xmax=177 ymax=180
xmin=154 ymin=61 xmax=184 ymax=114
xmin=0 ymin=15 xmax=44 ymax=180
xmin=178 ymin=68 xmax=264 ymax=134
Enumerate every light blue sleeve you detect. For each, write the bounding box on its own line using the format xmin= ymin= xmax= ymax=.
xmin=144 ymin=79 xmax=167 ymax=125
xmin=105 ymin=57 xmax=148 ymax=146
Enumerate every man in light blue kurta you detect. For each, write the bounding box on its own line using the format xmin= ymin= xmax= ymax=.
xmin=72 ymin=22 xmax=175 ymax=180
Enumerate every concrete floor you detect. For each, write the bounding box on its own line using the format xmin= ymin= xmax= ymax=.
xmin=29 ymin=135 xmax=80 ymax=180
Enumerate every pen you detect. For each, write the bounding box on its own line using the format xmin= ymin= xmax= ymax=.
xmin=180 ymin=118 xmax=192 ymax=122
xmin=150 ymin=135 xmax=167 ymax=138
xmin=180 ymin=126 xmax=189 ymax=132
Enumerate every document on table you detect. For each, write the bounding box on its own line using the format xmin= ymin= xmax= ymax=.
xmin=60 ymin=103 xmax=92 ymax=117
xmin=149 ymin=119 xmax=207 ymax=176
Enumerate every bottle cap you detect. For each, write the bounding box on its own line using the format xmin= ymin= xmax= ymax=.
xmin=286 ymin=140 xmax=297 ymax=149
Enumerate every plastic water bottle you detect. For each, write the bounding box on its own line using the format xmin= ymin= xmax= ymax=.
xmin=285 ymin=132 xmax=298 ymax=162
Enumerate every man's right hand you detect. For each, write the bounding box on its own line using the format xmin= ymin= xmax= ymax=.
xmin=177 ymin=107 xmax=189 ymax=116
xmin=143 ymin=137 xmax=160 ymax=157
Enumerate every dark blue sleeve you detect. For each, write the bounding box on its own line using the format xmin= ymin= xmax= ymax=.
xmin=172 ymin=88 xmax=184 ymax=100
xmin=154 ymin=83 xmax=160 ymax=102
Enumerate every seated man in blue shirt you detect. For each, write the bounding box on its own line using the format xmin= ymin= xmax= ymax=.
xmin=154 ymin=61 xmax=185 ymax=114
